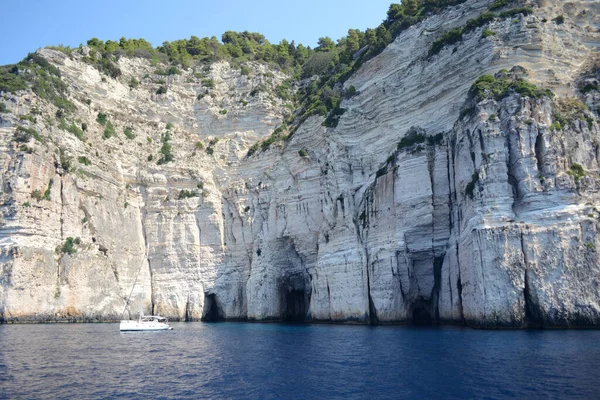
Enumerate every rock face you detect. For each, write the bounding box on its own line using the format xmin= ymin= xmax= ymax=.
xmin=1 ymin=0 xmax=600 ymax=327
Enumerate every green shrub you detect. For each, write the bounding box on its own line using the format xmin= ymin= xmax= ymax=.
xmin=206 ymin=147 xmax=214 ymax=155
xmin=20 ymin=114 xmax=36 ymax=123
xmin=398 ymin=129 xmax=427 ymax=150
xmin=240 ymin=65 xmax=250 ymax=76
xmin=15 ymin=126 xmax=43 ymax=143
xmin=552 ymin=15 xmax=564 ymax=24
xmin=376 ymin=166 xmax=388 ymax=178
xmin=345 ymin=85 xmax=358 ymax=98
xmin=470 ymin=73 xmax=554 ymax=101
xmin=178 ymin=189 xmax=197 ymax=199
xmin=302 ymin=51 xmax=337 ymax=78
xmin=78 ymin=156 xmax=91 ymax=166
xmin=0 ymin=65 xmax=29 ymax=93
xmin=59 ymin=119 xmax=85 ymax=140
xmin=0 ymin=102 xmax=9 ymax=113
xmin=323 ymin=106 xmax=346 ymax=128
xmin=96 ymin=112 xmax=108 ymax=125
xmin=247 ymin=142 xmax=259 ymax=157
xmin=298 ymin=148 xmax=309 ymax=157
xmin=581 ymin=83 xmax=599 ymax=94
xmin=499 ymin=7 xmax=533 ymax=18
xmin=129 ymin=78 xmax=139 ymax=88
xmin=102 ymin=121 xmax=115 ymax=139
xmin=31 ymin=190 xmax=44 ymax=201
xmin=43 ymin=179 xmax=53 ymax=200
xmin=157 ymin=132 xmax=174 ymax=164
xmin=428 ymin=132 xmax=445 ymax=145
xmin=488 ymin=0 xmax=510 ymax=11
xmin=250 ymin=84 xmax=266 ymax=97
xmin=166 ymin=66 xmax=180 ymax=75
xmin=429 ymin=28 xmax=463 ymax=57
xmin=482 ymin=28 xmax=496 ymax=38
xmin=567 ymin=163 xmax=585 ymax=181
xmin=166 ymin=122 xmax=174 ymax=130
xmin=60 ymin=237 xmax=79 ymax=255
xmin=156 ymin=85 xmax=167 ymax=94
xmin=124 ymin=127 xmax=135 ymax=139
xmin=195 ymin=141 xmax=204 ymax=149
xmin=219 ymin=109 xmax=228 ymax=115
xmin=201 ymin=79 xmax=215 ymax=89
xmin=489 ymin=114 xmax=497 ymax=121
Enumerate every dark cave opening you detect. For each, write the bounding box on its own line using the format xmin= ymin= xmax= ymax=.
xmin=279 ymin=274 xmax=311 ymax=322
xmin=412 ymin=307 xmax=433 ymax=324
xmin=202 ymin=294 xmax=223 ymax=322
xmin=284 ymin=289 xmax=307 ymax=321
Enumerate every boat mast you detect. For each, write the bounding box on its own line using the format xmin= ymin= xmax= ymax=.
xmin=120 ymin=243 xmax=149 ymax=320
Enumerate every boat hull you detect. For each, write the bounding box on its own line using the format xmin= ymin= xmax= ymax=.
xmin=119 ymin=320 xmax=173 ymax=331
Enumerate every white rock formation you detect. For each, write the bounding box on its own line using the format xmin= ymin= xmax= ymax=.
xmin=0 ymin=0 xmax=599 ymax=327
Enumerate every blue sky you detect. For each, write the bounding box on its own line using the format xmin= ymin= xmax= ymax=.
xmin=1 ymin=0 xmax=394 ymax=66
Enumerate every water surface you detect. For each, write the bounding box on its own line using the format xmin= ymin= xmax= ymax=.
xmin=1 ymin=323 xmax=599 ymax=399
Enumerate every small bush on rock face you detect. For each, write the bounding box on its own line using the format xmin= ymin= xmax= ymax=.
xmin=157 ymin=132 xmax=174 ymax=164
xmin=60 ymin=237 xmax=79 ymax=255
xmin=201 ymin=79 xmax=215 ymax=89
xmin=470 ymin=72 xmax=554 ymax=101
xmin=97 ymin=113 xmax=107 ymax=125
xmin=482 ymin=28 xmax=496 ymax=38
xmin=178 ymin=189 xmax=197 ymax=199
xmin=156 ymin=85 xmax=167 ymax=95
xmin=129 ymin=78 xmax=139 ymax=89
xmin=567 ymin=163 xmax=585 ymax=181
xmin=489 ymin=0 xmax=510 ymax=11
xmin=124 ymin=127 xmax=135 ymax=139
xmin=103 ymin=121 xmax=115 ymax=139
xmin=59 ymin=119 xmax=85 ymax=141
xmin=78 ymin=156 xmax=91 ymax=166
xmin=397 ymin=128 xmax=427 ymax=150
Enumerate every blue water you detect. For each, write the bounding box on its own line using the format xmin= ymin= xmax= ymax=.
xmin=1 ymin=323 xmax=599 ymax=399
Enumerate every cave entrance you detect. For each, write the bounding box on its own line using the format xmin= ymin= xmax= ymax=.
xmin=279 ymin=274 xmax=311 ymax=322
xmin=202 ymin=294 xmax=223 ymax=322
xmin=412 ymin=307 xmax=432 ymax=325
xmin=285 ymin=289 xmax=307 ymax=321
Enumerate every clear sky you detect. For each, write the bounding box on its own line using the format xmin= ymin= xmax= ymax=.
xmin=1 ymin=0 xmax=394 ymax=66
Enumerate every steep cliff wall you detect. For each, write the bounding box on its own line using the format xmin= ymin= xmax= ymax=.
xmin=1 ymin=0 xmax=599 ymax=327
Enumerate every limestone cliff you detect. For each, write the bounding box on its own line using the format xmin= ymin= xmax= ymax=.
xmin=1 ymin=0 xmax=599 ymax=327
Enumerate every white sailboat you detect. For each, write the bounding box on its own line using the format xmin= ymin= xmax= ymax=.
xmin=119 ymin=245 xmax=173 ymax=331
